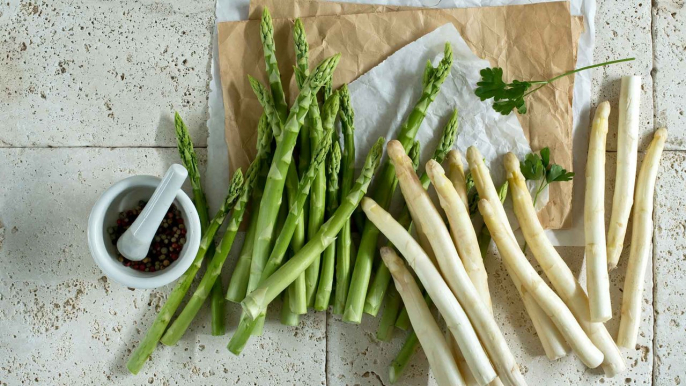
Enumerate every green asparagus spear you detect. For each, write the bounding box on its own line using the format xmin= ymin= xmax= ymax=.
xmin=323 ymin=81 xmax=333 ymax=100
xmin=210 ymin=282 xmax=226 ymax=336
xmin=172 ymin=112 xmax=226 ymax=334
xmin=239 ymin=130 xmax=332 ymax=331
xmin=395 ymin=308 xmax=411 ymax=331
xmin=275 ymin=196 xmax=297 ymax=326
xmin=174 ymin=112 xmax=208 ymax=232
xmin=363 ymin=140 xmax=421 ymax=317
xmin=245 ymin=77 xmax=305 ymax=316
xmin=364 ymin=110 xmax=458 ymax=316
xmin=229 ymin=138 xmax=384 ymax=356
xmin=245 ymin=76 xmax=308 ymax=326
xmin=390 ymin=332 xmax=419 ymax=383
xmin=306 ymin=92 xmax=339 ymax=308
xmin=304 ymin=92 xmax=326 ymax=308
xmin=260 ymin=7 xmax=288 ymax=123
xmin=281 ymin=152 xmax=308 ymax=315
xmin=161 ymin=160 xmax=261 ymax=346
xmin=292 ymin=18 xmax=311 ymax=313
xmin=408 ymin=140 xmax=422 ymax=170
xmin=242 ymin=137 xmax=383 ymax=319
xmin=126 ymin=171 xmax=244 ymax=375
xmin=280 ymin=283 xmax=301 ymax=326
xmin=293 ymin=18 xmax=309 ymax=91
xmin=244 ymin=81 xmax=304 ymax=274
xmin=250 ymin=192 xmax=289 ymax=333
xmin=376 ymin=285 xmax=402 ymax=341
xmin=343 ymin=45 xmax=453 ymax=324
xmin=260 ymin=12 xmax=306 ymax=273
xmin=288 ymin=264 xmax=308 ymax=314
xmin=315 ymin=139 xmax=342 ymax=311
xmin=427 ymin=108 xmax=459 ymax=167
xmin=333 ymin=84 xmax=356 ymax=314
xmin=226 ymin=115 xmax=272 ymax=303
xmin=245 ymin=54 xmax=340 ymax=312
xmin=260 ymin=130 xmax=333 ymax=282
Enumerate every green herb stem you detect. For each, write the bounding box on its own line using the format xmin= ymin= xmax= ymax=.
xmin=523 ymin=58 xmax=636 ymax=97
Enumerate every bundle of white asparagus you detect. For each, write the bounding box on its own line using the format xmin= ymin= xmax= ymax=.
xmin=360 ymin=75 xmax=667 ymax=385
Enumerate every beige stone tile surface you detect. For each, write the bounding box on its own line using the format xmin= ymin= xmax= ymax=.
xmin=593 ymin=0 xmax=655 ymax=152
xmin=0 ymin=148 xmax=326 ymax=385
xmin=0 ymin=1 xmax=215 ymax=147
xmin=1 ymin=0 xmax=684 ymax=384
xmin=653 ymin=151 xmax=686 ymax=385
xmin=653 ymin=1 xmax=686 ymax=150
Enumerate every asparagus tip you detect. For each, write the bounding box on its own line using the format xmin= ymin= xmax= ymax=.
xmin=361 ymin=197 xmax=375 ymax=213
xmin=466 ymin=145 xmax=481 ymax=164
xmin=503 ymin=152 xmax=520 ymax=175
xmin=595 ymin=101 xmax=611 ymax=118
xmin=425 ymin=158 xmax=444 ymax=178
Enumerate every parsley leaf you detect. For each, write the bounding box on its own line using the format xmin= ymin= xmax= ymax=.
xmin=475 ymin=68 xmax=531 ymax=115
xmin=475 ymin=68 xmax=507 ymax=100
xmin=475 ymin=58 xmax=635 ymax=115
xmin=520 ymin=153 xmax=545 ymax=181
xmin=520 ymin=147 xmax=574 ymax=207
xmin=547 ymin=164 xmax=575 ymax=183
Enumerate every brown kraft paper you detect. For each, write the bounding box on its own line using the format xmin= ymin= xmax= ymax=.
xmin=218 ymin=1 xmax=580 ymax=228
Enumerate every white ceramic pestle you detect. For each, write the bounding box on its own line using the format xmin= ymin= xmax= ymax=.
xmin=117 ymin=164 xmax=188 ymax=261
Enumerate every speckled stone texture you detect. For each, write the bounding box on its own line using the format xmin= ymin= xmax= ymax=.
xmin=0 ymin=0 xmax=214 ymax=147
xmin=1 ymin=0 xmax=684 ymax=384
xmin=0 ymin=149 xmax=326 ymax=385
xmin=653 ymin=152 xmax=686 ymax=385
xmin=593 ymin=0 xmax=655 ymax=152
xmin=653 ymin=1 xmax=686 ymax=150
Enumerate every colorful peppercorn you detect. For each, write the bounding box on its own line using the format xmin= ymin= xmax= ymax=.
xmin=110 ymin=200 xmax=187 ymax=272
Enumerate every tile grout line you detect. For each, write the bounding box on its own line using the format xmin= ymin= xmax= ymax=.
xmin=0 ymin=146 xmax=207 ymax=149
xmin=2 ymin=147 xmax=686 ymax=152
xmin=324 ymin=310 xmax=330 ymax=385
xmin=650 ymin=1 xmax=658 ymax=385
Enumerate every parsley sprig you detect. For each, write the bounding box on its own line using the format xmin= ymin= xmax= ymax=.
xmin=520 ymin=147 xmax=574 ymax=208
xmin=475 ymin=58 xmax=635 ymax=115
xmin=465 ymin=148 xmax=573 ymax=255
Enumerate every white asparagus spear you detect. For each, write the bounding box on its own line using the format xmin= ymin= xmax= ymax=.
xmin=479 ymin=198 xmax=605 ymax=369
xmin=504 ymin=152 xmax=626 ymax=377
xmin=380 ymin=247 xmax=466 ymax=386
xmin=385 ymin=140 xmax=526 ymax=386
xmin=364 ymin=200 xmax=497 ymax=386
xmin=467 ymin=146 xmax=570 ymax=361
xmin=447 ymin=331 xmax=482 ymax=386
xmin=434 ymin=158 xmax=506 ymax=385
xmin=617 ymin=128 xmax=668 ymax=348
xmin=607 ymin=76 xmax=641 ymax=270
xmin=414 ymin=217 xmax=438 ymax=267
xmin=585 ymin=101 xmax=612 ymax=322
xmin=446 ymin=150 xmax=469 ymax=210
xmin=427 ymin=159 xmax=492 ymax=311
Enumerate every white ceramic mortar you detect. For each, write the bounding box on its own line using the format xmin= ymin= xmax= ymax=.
xmin=88 ymin=175 xmax=200 ymax=288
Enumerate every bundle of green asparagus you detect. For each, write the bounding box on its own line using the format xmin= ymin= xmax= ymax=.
xmin=126 ymin=6 xmax=458 ymax=382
